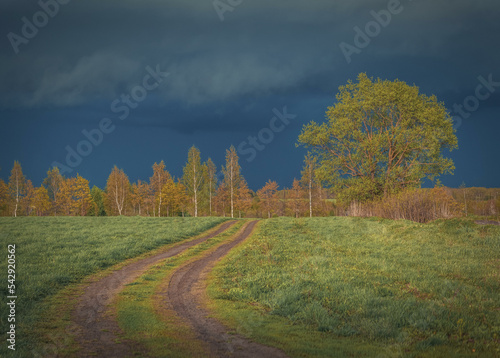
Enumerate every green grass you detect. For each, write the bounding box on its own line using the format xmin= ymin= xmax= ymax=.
xmin=114 ymin=220 xmax=247 ymax=357
xmin=0 ymin=216 xmax=227 ymax=357
xmin=208 ymin=217 xmax=500 ymax=357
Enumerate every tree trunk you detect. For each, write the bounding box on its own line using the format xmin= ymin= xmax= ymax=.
xmin=209 ymin=182 xmax=212 ymax=216
xmin=194 ymin=188 xmax=198 ymax=217
xmin=309 ymin=180 xmax=312 ymax=218
xmin=14 ymin=175 xmax=19 ymax=217
xmin=230 ymin=159 xmax=234 ymax=218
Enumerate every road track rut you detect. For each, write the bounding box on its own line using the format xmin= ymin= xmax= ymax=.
xmin=163 ymin=220 xmax=288 ymax=358
xmin=71 ymin=220 xmax=236 ymax=357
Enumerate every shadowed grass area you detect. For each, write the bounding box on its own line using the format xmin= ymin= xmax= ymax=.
xmin=208 ymin=217 xmax=500 ymax=357
xmin=0 ymin=216 xmax=227 ymax=357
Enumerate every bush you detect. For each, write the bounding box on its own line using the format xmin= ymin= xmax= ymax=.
xmin=344 ymin=187 xmax=463 ymax=223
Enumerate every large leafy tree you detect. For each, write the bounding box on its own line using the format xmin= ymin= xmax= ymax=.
xmin=182 ymin=146 xmax=204 ymax=217
xmin=298 ymin=73 xmax=458 ymax=202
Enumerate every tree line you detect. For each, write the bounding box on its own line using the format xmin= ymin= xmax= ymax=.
xmin=3 ymin=73 xmax=495 ymax=221
xmin=0 ymin=146 xmax=331 ymax=218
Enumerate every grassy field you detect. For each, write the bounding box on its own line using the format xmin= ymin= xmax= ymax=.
xmin=0 ymin=216 xmax=227 ymax=356
xmin=209 ymin=217 xmax=500 ymax=357
xmin=1 ymin=216 xmax=498 ymax=357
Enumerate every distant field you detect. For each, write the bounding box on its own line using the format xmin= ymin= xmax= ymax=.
xmin=0 ymin=216 xmax=227 ymax=355
xmin=210 ymin=217 xmax=500 ymax=357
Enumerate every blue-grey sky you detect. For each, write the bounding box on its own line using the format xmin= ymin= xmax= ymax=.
xmin=0 ymin=0 xmax=499 ymax=190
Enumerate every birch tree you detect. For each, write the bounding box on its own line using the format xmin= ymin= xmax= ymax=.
xmin=8 ymin=161 xmax=26 ymax=217
xmin=205 ymin=158 xmax=217 ymax=216
xmin=301 ymin=153 xmax=318 ymax=218
xmin=222 ymin=145 xmax=241 ymax=218
xmin=106 ymin=166 xmax=130 ymax=216
xmin=150 ymin=161 xmax=170 ymax=217
xmin=182 ymin=146 xmax=204 ymax=217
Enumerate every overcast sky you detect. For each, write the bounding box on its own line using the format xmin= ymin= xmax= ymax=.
xmin=0 ymin=0 xmax=499 ymax=190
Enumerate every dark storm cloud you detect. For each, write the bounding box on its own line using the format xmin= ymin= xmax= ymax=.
xmin=2 ymin=0 xmax=497 ymax=114
xmin=1 ymin=0 xmax=500 ymax=190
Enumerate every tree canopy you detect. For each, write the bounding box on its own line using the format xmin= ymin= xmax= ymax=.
xmin=298 ymin=73 xmax=458 ymax=202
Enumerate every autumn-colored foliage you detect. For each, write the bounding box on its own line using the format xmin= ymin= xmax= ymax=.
xmin=105 ymin=166 xmax=130 ymax=216
xmin=150 ymin=161 xmax=171 ymax=217
xmin=288 ymin=178 xmax=307 ymax=218
xmin=161 ymin=177 xmax=188 ymax=217
xmin=57 ymin=175 xmax=92 ymax=216
xmin=235 ymin=178 xmax=252 ymax=218
xmin=1 ymin=143 xmax=496 ymax=221
xmin=33 ymin=186 xmax=51 ymax=216
xmin=214 ymin=183 xmax=229 ymax=217
xmin=43 ymin=167 xmax=64 ymax=215
xmin=344 ymin=186 xmax=463 ymax=223
xmin=257 ymin=180 xmax=279 ymax=218
xmin=0 ymin=179 xmax=8 ymax=216
xmin=222 ymin=145 xmax=242 ymax=218
xmin=204 ymin=158 xmax=217 ymax=216
xmin=130 ymin=180 xmax=149 ymax=216
xmin=182 ymin=146 xmax=204 ymax=217
xmin=8 ymin=161 xmax=26 ymax=217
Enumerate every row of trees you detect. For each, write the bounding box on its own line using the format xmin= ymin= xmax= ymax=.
xmin=0 ymin=146 xmax=331 ymax=218
xmin=4 ymin=74 xmax=496 ymax=221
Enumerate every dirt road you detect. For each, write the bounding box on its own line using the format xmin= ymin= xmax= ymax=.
xmin=163 ymin=220 xmax=289 ymax=358
xmin=71 ymin=220 xmax=236 ymax=357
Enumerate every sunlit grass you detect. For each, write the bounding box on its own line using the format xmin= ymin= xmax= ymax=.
xmin=0 ymin=216 xmax=227 ymax=357
xmin=209 ymin=217 xmax=500 ymax=357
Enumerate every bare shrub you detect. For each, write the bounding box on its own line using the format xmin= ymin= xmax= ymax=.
xmin=345 ymin=187 xmax=462 ymax=223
